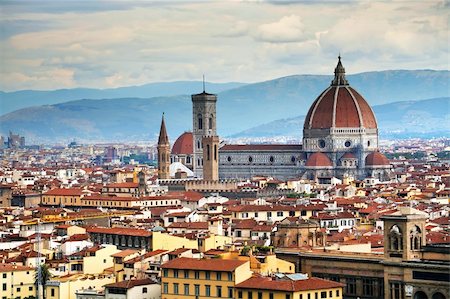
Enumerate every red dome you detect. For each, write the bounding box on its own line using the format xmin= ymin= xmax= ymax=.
xmin=171 ymin=132 xmax=193 ymax=155
xmin=306 ymin=152 xmax=333 ymax=167
xmin=341 ymin=152 xmax=357 ymax=159
xmin=365 ymin=152 xmax=390 ymax=166
xmin=304 ymin=57 xmax=377 ymax=130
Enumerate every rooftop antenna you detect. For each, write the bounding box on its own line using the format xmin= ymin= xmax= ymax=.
xmin=202 ymin=74 xmax=205 ymax=93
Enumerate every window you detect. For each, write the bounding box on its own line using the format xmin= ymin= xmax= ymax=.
xmin=195 ymin=285 xmax=200 ymax=296
xmin=51 ymin=288 xmax=55 ymax=296
xmin=336 ymin=290 xmax=339 ymax=297
xmin=329 ymin=291 xmax=332 ymax=297
xmin=238 ymin=291 xmax=243 ymax=299
xmin=163 ymin=269 xmax=168 ymax=277
xmin=267 ymin=212 xmax=272 ymax=218
xmin=143 ymin=287 xmax=147 ymax=294
xmin=289 ymin=211 xmax=295 ymax=216
xmin=346 ymin=277 xmax=357 ymax=295
xmin=184 ymin=270 xmax=189 ymax=278
xmin=174 ymin=283 xmax=179 ymax=294
xmin=258 ymin=292 xmax=263 ymax=299
xmin=228 ymin=272 xmax=233 ymax=281
xmin=29 ymin=286 xmax=33 ymax=291
xmin=206 ymin=285 xmax=211 ymax=297
xmin=390 ymin=282 xmax=403 ymax=299
xmin=248 ymin=291 xmax=253 ymax=299
xmin=163 ymin=283 xmax=168 ymax=294
xmin=217 ymin=286 xmax=222 ymax=297
xmin=2 ymin=274 xmax=5 ymax=278
xmin=228 ymin=287 xmax=233 ymax=298
xmin=2 ymin=284 xmax=6 ymax=291
xmin=270 ymin=293 xmax=274 ymax=299
xmin=216 ymin=272 xmax=222 ymax=280
xmin=363 ymin=278 xmax=375 ymax=296
xmin=248 ymin=156 xmax=253 ymax=163
xmin=286 ymin=294 xmax=291 ymax=299
xmin=277 ymin=211 xmax=283 ymax=217
xmin=198 ymin=117 xmax=203 ymax=130
xmin=205 ymin=271 xmax=210 ymax=280
xmin=321 ymin=291 xmax=327 ymax=298
xmin=195 ymin=271 xmax=200 ymax=279
xmin=184 ymin=284 xmax=189 ymax=295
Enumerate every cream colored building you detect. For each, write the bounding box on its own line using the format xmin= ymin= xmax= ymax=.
xmin=0 ymin=264 xmax=36 ymax=299
xmin=46 ymin=274 xmax=115 ymax=299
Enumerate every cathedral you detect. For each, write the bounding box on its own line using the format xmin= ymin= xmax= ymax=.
xmin=161 ymin=57 xmax=392 ymax=182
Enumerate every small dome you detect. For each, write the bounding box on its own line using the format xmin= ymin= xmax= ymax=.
xmin=306 ymin=152 xmax=333 ymax=167
xmin=172 ymin=132 xmax=193 ymax=155
xmin=365 ymin=152 xmax=390 ymax=166
xmin=341 ymin=152 xmax=357 ymax=159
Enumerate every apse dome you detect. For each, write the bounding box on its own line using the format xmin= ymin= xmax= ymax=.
xmin=171 ymin=132 xmax=193 ymax=155
xmin=304 ymin=57 xmax=377 ymax=130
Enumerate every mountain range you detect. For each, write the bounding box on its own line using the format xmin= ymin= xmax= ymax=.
xmin=0 ymin=70 xmax=448 ymax=143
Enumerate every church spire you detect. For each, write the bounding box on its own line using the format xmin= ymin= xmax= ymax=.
xmin=158 ymin=113 xmax=169 ymax=145
xmin=331 ymin=55 xmax=349 ymax=86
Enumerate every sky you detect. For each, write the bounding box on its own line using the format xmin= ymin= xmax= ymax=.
xmin=0 ymin=0 xmax=448 ymax=91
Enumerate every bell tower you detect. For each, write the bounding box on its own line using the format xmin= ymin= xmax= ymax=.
xmin=381 ymin=207 xmax=427 ymax=262
xmin=157 ymin=113 xmax=170 ymax=180
xmin=192 ymin=81 xmax=217 ymax=178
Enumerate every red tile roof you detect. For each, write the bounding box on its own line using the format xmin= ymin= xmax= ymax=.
xmin=236 ymin=276 xmax=344 ymax=291
xmin=161 ymin=257 xmax=247 ymax=271
xmin=86 ymin=227 xmax=152 ymax=237
xmin=44 ymin=188 xmax=83 ymax=196
xmin=220 ymin=144 xmax=302 ymax=151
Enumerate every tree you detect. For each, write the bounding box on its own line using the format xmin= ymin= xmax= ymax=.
xmin=35 ymin=264 xmax=51 ymax=299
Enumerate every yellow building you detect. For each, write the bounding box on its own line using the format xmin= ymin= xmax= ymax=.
xmin=0 ymin=263 xmax=36 ymax=299
xmin=161 ymin=257 xmax=252 ymax=299
xmin=41 ymin=188 xmax=84 ymax=206
xmin=152 ymin=231 xmax=232 ymax=253
xmin=235 ymin=276 xmax=344 ymax=299
xmin=45 ymin=273 xmax=115 ymax=299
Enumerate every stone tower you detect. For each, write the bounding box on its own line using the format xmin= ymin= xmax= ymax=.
xmin=157 ymin=114 xmax=170 ymax=180
xmin=381 ymin=207 xmax=427 ymax=262
xmin=202 ymin=135 xmax=219 ymax=180
xmin=192 ymin=88 xmax=217 ymax=178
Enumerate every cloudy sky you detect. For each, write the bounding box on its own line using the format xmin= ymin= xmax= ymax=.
xmin=1 ymin=0 xmax=448 ymax=91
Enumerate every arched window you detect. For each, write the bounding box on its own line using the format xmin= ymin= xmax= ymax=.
xmin=209 ymin=116 xmax=213 ymax=130
xmin=431 ymin=292 xmax=446 ymax=299
xmin=198 ymin=114 xmax=203 ymax=130
xmin=389 ymin=225 xmax=403 ymax=251
xmin=214 ymin=144 xmax=217 ymax=161
xmin=206 ymin=144 xmax=210 ymax=161
xmin=410 ymin=225 xmax=422 ymax=251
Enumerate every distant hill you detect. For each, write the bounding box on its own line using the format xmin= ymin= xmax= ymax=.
xmin=230 ymin=97 xmax=450 ymax=139
xmin=0 ymin=81 xmax=246 ymax=115
xmin=0 ymin=70 xmax=448 ymax=143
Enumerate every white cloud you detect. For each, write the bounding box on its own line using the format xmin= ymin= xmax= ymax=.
xmin=0 ymin=1 xmax=447 ymax=91
xmin=255 ymin=15 xmax=308 ymax=43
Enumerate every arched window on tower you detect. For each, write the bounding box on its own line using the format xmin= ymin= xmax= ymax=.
xmin=214 ymin=144 xmax=217 ymax=161
xmin=209 ymin=115 xmax=213 ymax=130
xmin=410 ymin=225 xmax=422 ymax=251
xmin=206 ymin=144 xmax=210 ymax=161
xmin=198 ymin=114 xmax=203 ymax=130
xmin=389 ymin=225 xmax=403 ymax=251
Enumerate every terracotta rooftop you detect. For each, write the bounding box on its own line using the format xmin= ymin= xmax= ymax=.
xmin=104 ymin=278 xmax=157 ymax=289
xmin=161 ymin=257 xmax=247 ymax=271
xmin=236 ymin=276 xmax=344 ymax=291
xmin=86 ymin=227 xmax=152 ymax=237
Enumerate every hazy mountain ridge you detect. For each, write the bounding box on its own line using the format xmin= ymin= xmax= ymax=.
xmin=0 ymin=81 xmax=246 ymax=115
xmin=0 ymin=70 xmax=448 ymax=143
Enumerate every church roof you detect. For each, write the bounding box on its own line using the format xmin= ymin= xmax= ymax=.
xmin=365 ymin=152 xmax=390 ymax=166
xmin=172 ymin=132 xmax=193 ymax=155
xmin=158 ymin=114 xmax=169 ymax=145
xmin=305 ymin=152 xmax=333 ymax=167
xmin=304 ymin=57 xmax=377 ymax=130
xmin=220 ymin=144 xmax=302 ymax=151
